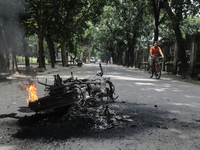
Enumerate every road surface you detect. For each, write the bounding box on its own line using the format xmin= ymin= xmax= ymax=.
xmin=0 ymin=63 xmax=200 ymax=150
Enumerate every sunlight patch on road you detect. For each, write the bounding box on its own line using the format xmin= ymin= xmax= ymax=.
xmin=170 ymin=102 xmax=199 ymax=108
xmin=110 ymin=72 xmax=121 ymax=75
xmin=184 ymin=95 xmax=200 ymax=99
xmin=169 ymin=128 xmax=182 ymax=134
xmin=172 ymin=89 xmax=183 ymax=92
xmin=140 ymin=87 xmax=168 ymax=92
xmin=154 ymin=88 xmax=168 ymax=92
xmin=135 ymin=82 xmax=155 ymax=86
xmin=104 ymin=75 xmax=157 ymax=82
xmin=0 ymin=145 xmax=15 ymax=150
xmin=170 ymin=80 xmax=179 ymax=83
xmin=178 ymin=134 xmax=189 ymax=140
xmin=170 ymin=110 xmax=181 ymax=114
xmin=164 ymin=84 xmax=171 ymax=88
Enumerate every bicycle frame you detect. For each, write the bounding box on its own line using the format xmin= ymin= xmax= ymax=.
xmin=150 ymin=56 xmax=162 ymax=79
xmin=152 ymin=57 xmax=162 ymax=69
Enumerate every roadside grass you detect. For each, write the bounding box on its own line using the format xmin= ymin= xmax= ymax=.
xmin=17 ymin=56 xmax=48 ymax=63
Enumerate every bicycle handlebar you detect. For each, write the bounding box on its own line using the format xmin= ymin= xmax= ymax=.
xmin=151 ymin=56 xmax=163 ymax=59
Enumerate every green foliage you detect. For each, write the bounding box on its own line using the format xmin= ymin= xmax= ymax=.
xmin=181 ymin=15 xmax=200 ymax=36
xmin=20 ymin=0 xmax=200 ymax=66
xmin=169 ymin=0 xmax=200 ymax=24
xmin=25 ymin=34 xmax=38 ymax=57
xmin=82 ymin=0 xmax=153 ymax=62
xmin=22 ymin=0 xmax=106 ymax=64
xmin=159 ymin=0 xmax=200 ymax=41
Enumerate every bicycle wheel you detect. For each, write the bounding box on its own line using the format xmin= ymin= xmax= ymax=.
xmin=155 ymin=64 xmax=161 ymax=79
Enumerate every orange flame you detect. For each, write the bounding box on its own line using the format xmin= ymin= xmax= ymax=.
xmin=26 ymin=82 xmax=38 ymax=104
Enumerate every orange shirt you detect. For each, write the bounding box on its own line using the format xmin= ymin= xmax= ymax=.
xmin=149 ymin=46 xmax=161 ymax=57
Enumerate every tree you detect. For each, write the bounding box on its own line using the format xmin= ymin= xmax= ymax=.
xmin=163 ymin=0 xmax=200 ymax=78
xmin=148 ymin=0 xmax=167 ymax=42
xmin=0 ymin=0 xmax=24 ymax=73
xmin=182 ymin=15 xmax=200 ymax=36
xmin=89 ymin=0 xmax=152 ymax=67
xmin=23 ymin=0 xmax=62 ymax=69
xmin=40 ymin=0 xmax=106 ymax=67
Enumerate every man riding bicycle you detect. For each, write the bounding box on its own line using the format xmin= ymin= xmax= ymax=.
xmin=148 ymin=41 xmax=164 ymax=73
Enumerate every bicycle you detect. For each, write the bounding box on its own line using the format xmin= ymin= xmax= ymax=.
xmin=149 ymin=56 xmax=162 ymax=79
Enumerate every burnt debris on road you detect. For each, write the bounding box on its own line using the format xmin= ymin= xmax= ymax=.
xmin=24 ymin=63 xmax=126 ymax=130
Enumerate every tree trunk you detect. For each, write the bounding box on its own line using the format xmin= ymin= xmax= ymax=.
xmin=173 ymin=41 xmax=179 ymax=75
xmin=61 ymin=42 xmax=68 ymax=67
xmin=25 ymin=56 xmax=30 ymax=67
xmin=14 ymin=54 xmax=19 ymax=72
xmin=120 ymin=50 xmax=123 ymax=65
xmin=117 ymin=51 xmax=120 ymax=65
xmin=0 ymin=54 xmax=7 ymax=73
xmin=125 ymin=51 xmax=128 ymax=66
xmin=81 ymin=50 xmax=84 ymax=63
xmin=88 ymin=52 xmax=90 ymax=63
xmin=163 ymin=1 xmax=188 ymax=78
xmin=126 ymin=26 xmax=130 ymax=67
xmin=0 ymin=28 xmax=9 ymax=73
xmin=53 ymin=44 xmax=56 ymax=63
xmin=46 ymin=34 xmax=55 ymax=68
xmin=8 ymin=50 xmax=14 ymax=74
xmin=66 ymin=51 xmax=69 ymax=65
xmin=130 ymin=32 xmax=137 ymax=67
xmin=38 ymin=36 xmax=45 ymax=69
xmin=153 ymin=0 xmax=159 ymax=42
xmin=72 ymin=53 xmax=77 ymax=64
xmin=154 ymin=22 xmax=159 ymax=42
xmin=38 ymin=0 xmax=45 ymax=69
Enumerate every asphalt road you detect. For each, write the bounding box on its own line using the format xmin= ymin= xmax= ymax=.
xmin=0 ymin=63 xmax=200 ymax=150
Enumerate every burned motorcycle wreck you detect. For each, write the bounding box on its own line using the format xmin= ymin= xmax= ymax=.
xmin=28 ymin=63 xmax=118 ymax=113
xmin=27 ymin=64 xmax=135 ymax=130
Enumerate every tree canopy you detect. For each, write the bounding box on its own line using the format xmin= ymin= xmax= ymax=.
xmin=1 ymin=0 xmax=200 ymax=77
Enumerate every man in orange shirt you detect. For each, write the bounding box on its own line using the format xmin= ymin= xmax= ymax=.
xmin=148 ymin=41 xmax=164 ymax=73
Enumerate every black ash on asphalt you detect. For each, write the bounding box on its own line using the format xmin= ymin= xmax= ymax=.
xmin=13 ymin=100 xmax=133 ymax=140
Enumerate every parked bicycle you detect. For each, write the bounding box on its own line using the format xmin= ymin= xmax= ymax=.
xmin=149 ymin=56 xmax=162 ymax=79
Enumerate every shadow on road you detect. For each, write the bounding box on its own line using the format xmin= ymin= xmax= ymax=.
xmin=11 ymin=100 xmax=194 ymax=142
xmin=13 ymin=112 xmax=94 ymax=141
xmin=0 ymin=113 xmax=20 ymax=119
xmin=17 ymin=107 xmax=35 ymax=113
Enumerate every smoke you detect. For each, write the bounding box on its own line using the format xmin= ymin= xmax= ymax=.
xmin=0 ymin=0 xmax=25 ymax=56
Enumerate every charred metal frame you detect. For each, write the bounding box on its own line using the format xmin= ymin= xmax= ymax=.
xmin=29 ymin=63 xmax=118 ymax=112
